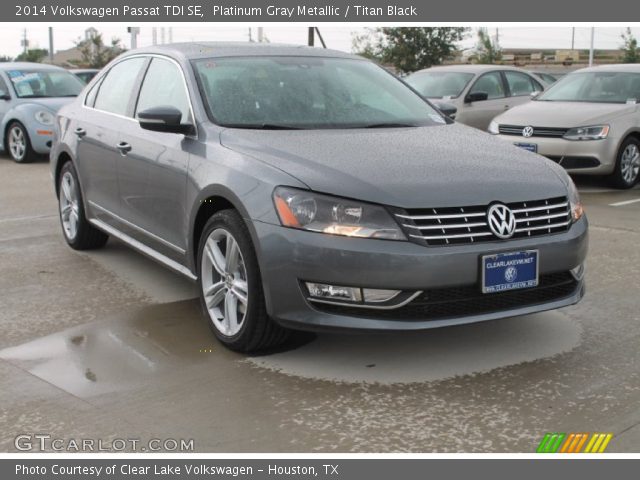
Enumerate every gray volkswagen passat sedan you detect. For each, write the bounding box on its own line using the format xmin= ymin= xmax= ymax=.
xmin=50 ymin=43 xmax=588 ymax=352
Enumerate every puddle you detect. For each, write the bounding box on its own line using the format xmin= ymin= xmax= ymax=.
xmin=0 ymin=300 xmax=213 ymax=398
xmin=248 ymin=311 xmax=582 ymax=384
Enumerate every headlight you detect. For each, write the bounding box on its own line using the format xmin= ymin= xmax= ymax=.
xmin=488 ymin=120 xmax=499 ymax=135
xmin=273 ymin=187 xmax=406 ymax=240
xmin=34 ymin=110 xmax=54 ymax=126
xmin=563 ymin=125 xmax=609 ymax=141
xmin=567 ymin=176 xmax=584 ymax=222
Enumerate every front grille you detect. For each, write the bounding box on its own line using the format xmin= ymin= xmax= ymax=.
xmin=314 ymin=272 xmax=578 ymax=321
xmin=397 ymin=196 xmax=571 ymax=246
xmin=499 ymin=125 xmax=569 ymax=138
xmin=545 ymin=156 xmax=601 ymax=169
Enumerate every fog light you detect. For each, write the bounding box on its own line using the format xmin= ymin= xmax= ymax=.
xmin=306 ymin=282 xmax=362 ymax=302
xmin=570 ymin=263 xmax=585 ymax=281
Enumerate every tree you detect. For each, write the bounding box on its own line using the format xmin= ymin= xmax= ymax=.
xmin=0 ymin=55 xmax=13 ymax=62
xmin=15 ymin=48 xmax=48 ymax=63
xmin=621 ymin=28 xmax=639 ymax=63
xmin=74 ymin=33 xmax=125 ymax=68
xmin=476 ymin=28 xmax=502 ymax=64
xmin=352 ymin=27 xmax=469 ymax=73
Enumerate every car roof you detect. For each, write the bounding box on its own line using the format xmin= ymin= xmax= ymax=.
xmin=69 ymin=68 xmax=99 ymax=73
xmin=0 ymin=62 xmax=66 ymax=72
xmin=409 ymin=64 xmax=533 ymax=75
xmin=119 ymin=42 xmax=358 ymax=61
xmin=570 ymin=64 xmax=640 ymax=74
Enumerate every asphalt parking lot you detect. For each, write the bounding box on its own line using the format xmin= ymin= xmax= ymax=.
xmin=0 ymin=155 xmax=639 ymax=453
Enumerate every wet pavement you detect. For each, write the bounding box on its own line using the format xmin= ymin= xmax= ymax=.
xmin=1 ymin=157 xmax=639 ymax=452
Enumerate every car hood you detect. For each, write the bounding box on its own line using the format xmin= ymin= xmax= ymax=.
xmin=220 ymin=123 xmax=567 ymax=209
xmin=17 ymin=96 xmax=76 ymax=112
xmin=495 ymin=100 xmax=637 ymax=128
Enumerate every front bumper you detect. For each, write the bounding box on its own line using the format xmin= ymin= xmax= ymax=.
xmin=495 ymin=134 xmax=619 ymax=175
xmin=253 ymin=217 xmax=588 ymax=332
xmin=28 ymin=126 xmax=54 ymax=155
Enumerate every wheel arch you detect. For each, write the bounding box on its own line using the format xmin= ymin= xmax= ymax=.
xmin=188 ymin=185 xmax=260 ymax=274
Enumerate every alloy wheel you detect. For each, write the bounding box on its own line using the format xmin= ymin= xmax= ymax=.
xmin=59 ymin=171 xmax=80 ymax=240
xmin=8 ymin=126 xmax=26 ymax=161
xmin=621 ymin=143 xmax=640 ymax=185
xmin=201 ymin=228 xmax=249 ymax=337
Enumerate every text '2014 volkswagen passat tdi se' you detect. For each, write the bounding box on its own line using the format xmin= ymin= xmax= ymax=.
xmin=51 ymin=43 xmax=588 ymax=352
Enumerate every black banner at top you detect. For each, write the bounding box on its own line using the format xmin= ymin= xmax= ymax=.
xmin=5 ymin=0 xmax=639 ymax=22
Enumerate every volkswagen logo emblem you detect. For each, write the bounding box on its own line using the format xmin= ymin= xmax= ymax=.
xmin=505 ymin=266 xmax=518 ymax=283
xmin=487 ymin=204 xmax=516 ymax=239
xmin=522 ymin=126 xmax=534 ymax=138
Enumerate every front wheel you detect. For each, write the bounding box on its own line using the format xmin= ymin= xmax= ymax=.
xmin=197 ymin=210 xmax=289 ymax=352
xmin=6 ymin=122 xmax=37 ymax=163
xmin=610 ymin=137 xmax=640 ymax=189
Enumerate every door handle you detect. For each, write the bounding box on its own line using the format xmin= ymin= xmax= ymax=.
xmin=116 ymin=142 xmax=132 ymax=155
xmin=74 ymin=127 xmax=86 ymax=138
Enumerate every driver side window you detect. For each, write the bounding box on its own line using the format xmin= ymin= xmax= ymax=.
xmin=135 ymin=57 xmax=192 ymax=125
xmin=469 ymin=72 xmax=506 ymax=100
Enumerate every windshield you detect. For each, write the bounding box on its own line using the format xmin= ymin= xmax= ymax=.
xmin=192 ymin=56 xmax=446 ymax=129
xmin=538 ymin=71 xmax=640 ymax=104
xmin=405 ymin=71 xmax=474 ymax=99
xmin=6 ymin=69 xmax=84 ymax=98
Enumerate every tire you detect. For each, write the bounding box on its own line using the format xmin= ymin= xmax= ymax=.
xmin=197 ymin=209 xmax=289 ymax=353
xmin=610 ymin=137 xmax=640 ymax=189
xmin=58 ymin=161 xmax=109 ymax=250
xmin=6 ymin=122 xmax=38 ymax=163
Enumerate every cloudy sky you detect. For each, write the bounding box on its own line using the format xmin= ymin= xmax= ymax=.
xmin=1 ymin=25 xmax=639 ymax=58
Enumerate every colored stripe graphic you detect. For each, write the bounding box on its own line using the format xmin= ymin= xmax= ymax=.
xmin=537 ymin=433 xmax=613 ymax=453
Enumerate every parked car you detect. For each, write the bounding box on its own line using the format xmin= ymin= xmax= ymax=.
xmin=51 ymin=43 xmax=587 ymax=352
xmin=70 ymin=68 xmax=100 ymax=84
xmin=0 ymin=62 xmax=84 ymax=163
xmin=405 ymin=65 xmax=544 ymax=130
xmin=405 ymin=65 xmax=547 ymax=130
xmin=490 ymin=64 xmax=640 ymax=188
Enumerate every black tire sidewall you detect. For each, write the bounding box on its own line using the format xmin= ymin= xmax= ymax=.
xmin=6 ymin=122 xmax=34 ymax=163
xmin=197 ymin=210 xmax=266 ymax=348
xmin=58 ymin=161 xmax=89 ymax=248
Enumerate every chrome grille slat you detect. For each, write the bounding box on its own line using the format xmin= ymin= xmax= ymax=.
xmin=402 ymin=222 xmax=487 ymax=230
xmin=397 ymin=196 xmax=571 ymax=246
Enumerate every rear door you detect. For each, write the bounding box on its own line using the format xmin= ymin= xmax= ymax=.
xmin=0 ymin=73 xmax=11 ymax=122
xmin=74 ymin=57 xmax=148 ymax=222
xmin=116 ymin=56 xmax=195 ymax=259
xmin=458 ymin=71 xmax=508 ymax=130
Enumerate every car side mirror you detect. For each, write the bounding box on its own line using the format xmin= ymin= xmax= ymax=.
xmin=0 ymin=91 xmax=10 ymax=100
xmin=530 ymin=90 xmax=541 ymax=99
xmin=138 ymin=106 xmax=194 ymax=135
xmin=436 ymin=102 xmax=457 ymax=119
xmin=465 ymin=91 xmax=489 ymax=103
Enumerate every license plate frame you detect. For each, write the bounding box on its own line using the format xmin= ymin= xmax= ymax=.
xmin=482 ymin=250 xmax=539 ymax=294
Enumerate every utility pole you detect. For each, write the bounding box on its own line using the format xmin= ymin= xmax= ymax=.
xmin=127 ymin=27 xmax=140 ymax=49
xmin=307 ymin=27 xmax=314 ymax=47
xmin=571 ymin=27 xmax=575 ymax=50
xmin=248 ymin=28 xmax=252 ymax=42
xmin=48 ymin=27 xmax=54 ymax=63
xmin=160 ymin=27 xmax=165 ymax=45
xmin=152 ymin=28 xmax=157 ymax=45
xmin=257 ymin=27 xmax=264 ymax=43
xmin=495 ymin=28 xmax=499 ymax=47
xmin=21 ymin=29 xmax=28 ymax=55
xmin=168 ymin=27 xmax=173 ymax=44
xmin=589 ymin=27 xmax=595 ymax=67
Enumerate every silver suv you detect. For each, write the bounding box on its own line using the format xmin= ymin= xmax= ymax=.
xmin=51 ymin=43 xmax=588 ymax=352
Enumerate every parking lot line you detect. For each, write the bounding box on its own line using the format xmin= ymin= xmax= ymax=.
xmin=609 ymin=198 xmax=640 ymax=207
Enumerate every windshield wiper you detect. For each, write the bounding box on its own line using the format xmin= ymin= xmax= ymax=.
xmin=222 ymin=123 xmax=304 ymax=130
xmin=362 ymin=122 xmax=419 ymax=128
